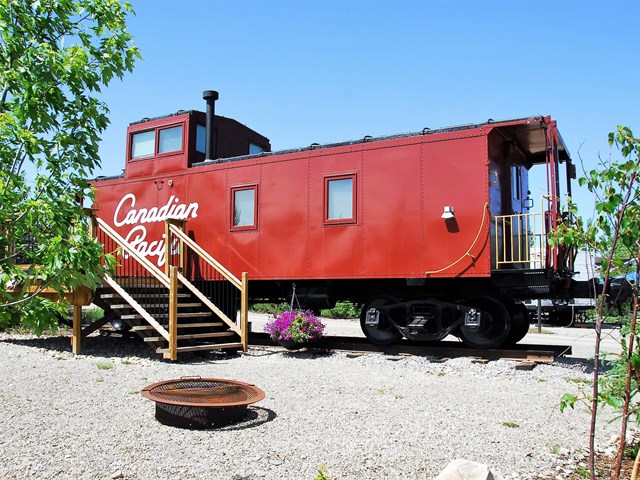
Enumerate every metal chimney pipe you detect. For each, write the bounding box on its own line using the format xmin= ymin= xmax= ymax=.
xmin=202 ymin=90 xmax=219 ymax=161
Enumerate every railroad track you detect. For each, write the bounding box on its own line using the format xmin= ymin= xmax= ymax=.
xmin=99 ymin=327 xmax=571 ymax=363
xmin=248 ymin=332 xmax=571 ymax=363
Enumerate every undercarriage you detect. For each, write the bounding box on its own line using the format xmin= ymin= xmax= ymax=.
xmin=359 ymin=294 xmax=530 ymax=349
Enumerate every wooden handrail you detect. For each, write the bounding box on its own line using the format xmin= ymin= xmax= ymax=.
xmin=94 ymin=217 xmax=170 ymax=289
xmin=168 ymin=267 xmax=179 ymax=361
xmin=168 ymin=221 xmax=249 ymax=352
xmin=168 ymin=223 xmax=242 ymax=290
xmin=87 ymin=212 xmax=249 ymax=357
xmin=102 ymin=274 xmax=170 ymax=342
xmin=241 ymin=272 xmax=249 ymax=351
xmin=177 ymin=271 xmax=241 ymax=336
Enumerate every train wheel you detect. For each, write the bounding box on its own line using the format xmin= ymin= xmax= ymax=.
xmin=503 ymin=302 xmax=530 ymax=346
xmin=458 ymin=296 xmax=511 ymax=349
xmin=360 ymin=296 xmax=403 ymax=345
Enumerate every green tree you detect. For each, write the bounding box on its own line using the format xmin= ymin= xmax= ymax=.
xmin=555 ymin=126 xmax=640 ymax=479
xmin=0 ymin=0 xmax=140 ymax=333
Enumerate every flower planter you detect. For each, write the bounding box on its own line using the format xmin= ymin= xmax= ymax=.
xmin=277 ymin=338 xmax=306 ymax=350
xmin=265 ymin=310 xmax=325 ymax=348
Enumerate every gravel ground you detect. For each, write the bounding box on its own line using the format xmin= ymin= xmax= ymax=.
xmin=0 ymin=331 xmax=627 ymax=480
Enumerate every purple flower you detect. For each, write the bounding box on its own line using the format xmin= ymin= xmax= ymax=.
xmin=264 ymin=310 xmax=325 ymax=343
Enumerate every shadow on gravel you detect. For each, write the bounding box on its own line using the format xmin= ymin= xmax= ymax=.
xmin=216 ymin=406 xmax=277 ymax=431
xmin=0 ymin=333 xmax=248 ymax=364
xmin=240 ymin=346 xmax=335 ymax=359
xmin=555 ymin=356 xmax=615 ymax=374
xmin=0 ymin=333 xmax=153 ymax=359
xmin=282 ymin=348 xmax=334 ymax=360
xmin=142 ymin=406 xmax=277 ymax=431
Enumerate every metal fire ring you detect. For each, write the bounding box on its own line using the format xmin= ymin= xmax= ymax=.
xmin=142 ymin=377 xmax=266 ymax=429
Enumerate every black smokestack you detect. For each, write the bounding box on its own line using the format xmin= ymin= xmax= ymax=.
xmin=202 ymin=90 xmax=219 ymax=161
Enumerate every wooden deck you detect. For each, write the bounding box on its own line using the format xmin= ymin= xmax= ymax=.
xmin=5 ymin=281 xmax=94 ymax=355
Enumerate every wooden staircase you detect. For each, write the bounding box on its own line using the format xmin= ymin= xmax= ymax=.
xmin=86 ymin=213 xmax=249 ymax=361
xmin=95 ymin=285 xmax=243 ymax=357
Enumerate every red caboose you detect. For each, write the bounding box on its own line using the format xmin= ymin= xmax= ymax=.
xmin=92 ymin=91 xmax=577 ymax=348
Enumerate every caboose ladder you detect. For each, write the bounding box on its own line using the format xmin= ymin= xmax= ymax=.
xmin=87 ymin=212 xmax=249 ymax=361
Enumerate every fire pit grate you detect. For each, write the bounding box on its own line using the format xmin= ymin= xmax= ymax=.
xmin=142 ymin=377 xmax=265 ymax=429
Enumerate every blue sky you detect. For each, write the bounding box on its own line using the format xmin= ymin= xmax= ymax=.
xmin=97 ymin=0 xmax=639 ymax=216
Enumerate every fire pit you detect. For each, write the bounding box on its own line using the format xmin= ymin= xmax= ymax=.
xmin=141 ymin=377 xmax=266 ymax=429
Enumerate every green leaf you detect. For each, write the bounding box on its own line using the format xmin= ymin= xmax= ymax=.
xmin=0 ymin=0 xmax=138 ymax=333
xmin=560 ymin=393 xmax=578 ymax=412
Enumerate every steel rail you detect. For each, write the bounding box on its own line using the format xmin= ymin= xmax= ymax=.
xmin=248 ymin=332 xmax=571 ymax=363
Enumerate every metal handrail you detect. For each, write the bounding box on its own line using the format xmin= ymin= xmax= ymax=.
xmin=494 ymin=211 xmax=545 ymax=268
xmin=493 ymin=194 xmax=566 ymax=270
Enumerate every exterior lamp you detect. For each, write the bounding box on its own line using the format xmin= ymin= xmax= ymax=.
xmin=441 ymin=206 xmax=455 ymax=220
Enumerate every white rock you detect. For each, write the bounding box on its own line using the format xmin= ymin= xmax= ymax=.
xmin=434 ymin=459 xmax=496 ymax=480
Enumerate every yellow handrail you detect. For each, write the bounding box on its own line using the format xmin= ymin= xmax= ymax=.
xmin=494 ymin=211 xmax=545 ymax=269
xmin=425 ymin=203 xmax=489 ymax=276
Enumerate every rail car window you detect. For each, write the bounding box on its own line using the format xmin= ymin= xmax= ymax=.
xmin=512 ymin=166 xmax=522 ymax=201
xmin=325 ymin=175 xmax=356 ymax=224
xmin=232 ymin=186 xmax=257 ymax=229
xmin=158 ymin=126 xmax=183 ymax=154
xmin=131 ymin=131 xmax=155 ymax=159
xmin=249 ymin=143 xmax=264 ymax=154
xmin=196 ymin=125 xmax=206 ymax=153
xmin=130 ymin=124 xmax=184 ymax=159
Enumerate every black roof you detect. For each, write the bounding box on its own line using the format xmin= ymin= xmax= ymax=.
xmin=193 ymin=115 xmax=570 ymax=168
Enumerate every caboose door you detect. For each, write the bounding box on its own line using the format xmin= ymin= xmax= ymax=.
xmin=489 ymin=144 xmax=530 ymax=269
xmin=489 ymin=154 xmax=506 ymax=269
xmin=510 ymin=164 xmax=528 ymax=216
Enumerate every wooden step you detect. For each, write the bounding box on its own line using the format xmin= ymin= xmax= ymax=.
xmin=157 ymin=342 xmax=243 ymax=355
xmin=120 ymin=312 xmax=212 ymax=320
xmin=177 ymin=322 xmax=224 ymax=328
xmin=121 ymin=314 xmax=154 ymax=320
xmin=110 ymin=277 xmax=166 ymax=287
xmin=131 ymin=322 xmax=224 ymax=332
xmin=130 ymin=325 xmax=155 ymax=332
xmin=176 ymin=331 xmax=235 ymax=340
xmin=110 ymin=302 xmax=202 ymax=310
xmin=144 ymin=331 xmax=234 ymax=343
xmin=132 ymin=293 xmax=191 ymax=299
xmin=99 ymin=293 xmax=190 ymax=300
xmin=98 ymin=293 xmax=122 ymax=299
xmin=144 ymin=336 xmax=169 ymax=343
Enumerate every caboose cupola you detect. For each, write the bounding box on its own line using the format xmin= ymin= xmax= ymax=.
xmin=123 ymin=92 xmax=270 ymax=180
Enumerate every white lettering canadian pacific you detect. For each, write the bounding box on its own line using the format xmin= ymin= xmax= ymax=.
xmin=113 ymin=193 xmax=199 ymax=266
xmin=114 ymin=193 xmax=199 ymax=227
xmin=124 ymin=226 xmax=179 ymax=267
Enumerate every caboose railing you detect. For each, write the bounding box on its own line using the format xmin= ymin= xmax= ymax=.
xmin=494 ymin=195 xmax=566 ymax=271
xmin=494 ymin=210 xmax=545 ymax=269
